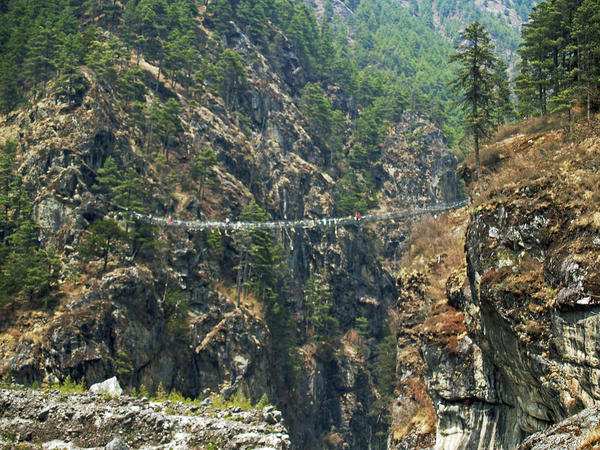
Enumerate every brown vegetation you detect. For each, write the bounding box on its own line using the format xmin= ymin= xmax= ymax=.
xmin=390 ymin=208 xmax=469 ymax=446
xmin=463 ymin=113 xmax=600 ymax=210
xmin=580 ymin=423 xmax=600 ymax=449
xmin=400 ymin=210 xmax=468 ymax=303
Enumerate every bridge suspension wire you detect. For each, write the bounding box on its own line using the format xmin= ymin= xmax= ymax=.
xmin=102 ymin=198 xmax=470 ymax=232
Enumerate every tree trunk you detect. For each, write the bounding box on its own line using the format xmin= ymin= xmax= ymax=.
xmin=199 ymin=176 xmax=205 ymax=208
xmin=588 ymin=90 xmax=591 ymax=124
xmin=102 ymin=243 xmax=110 ymax=274
xmin=242 ymin=254 xmax=250 ymax=299
xmin=155 ymin=55 xmax=163 ymax=92
xmin=236 ymin=249 xmax=244 ymax=308
xmin=474 ymin=132 xmax=481 ymax=182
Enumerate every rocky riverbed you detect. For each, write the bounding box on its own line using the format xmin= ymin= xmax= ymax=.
xmin=0 ymin=385 xmax=290 ymax=449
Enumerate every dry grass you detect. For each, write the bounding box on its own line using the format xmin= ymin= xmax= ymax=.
xmin=580 ymin=423 xmax=600 ymax=449
xmin=466 ymin=115 xmax=600 ymax=211
xmin=213 ymin=281 xmax=264 ymax=320
xmin=494 ymin=114 xmax=567 ymax=142
xmin=400 ymin=209 xmax=468 ymax=303
xmin=391 ymin=376 xmax=436 ymax=441
xmin=390 ymin=207 xmax=469 ymax=446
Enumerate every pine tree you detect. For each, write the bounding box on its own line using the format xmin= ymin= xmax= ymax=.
xmin=0 ymin=54 xmax=21 ymax=114
xmin=24 ymin=23 xmax=57 ymax=98
xmin=216 ymin=49 xmax=247 ymax=110
xmin=304 ymin=274 xmax=339 ymax=343
xmin=0 ymin=141 xmax=58 ymax=303
xmin=491 ymin=59 xmax=514 ymax=126
xmin=449 ymin=21 xmax=498 ymax=182
xmin=573 ymin=0 xmax=600 ymax=122
xmin=235 ymin=200 xmax=295 ymax=381
xmin=190 ymin=147 xmax=219 ymax=209
xmin=54 ymin=34 xmax=86 ymax=105
xmin=93 ymin=155 xmax=155 ymax=258
xmin=158 ymin=98 xmax=182 ymax=161
xmin=80 ymin=218 xmax=127 ymax=274
xmin=0 ymin=140 xmax=19 ymax=230
xmin=94 ymin=156 xmax=120 ymax=198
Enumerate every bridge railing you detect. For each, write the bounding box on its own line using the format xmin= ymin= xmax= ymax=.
xmin=103 ymin=198 xmax=470 ymax=232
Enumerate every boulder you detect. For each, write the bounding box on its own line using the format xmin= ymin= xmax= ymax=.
xmin=105 ymin=437 xmax=130 ymax=450
xmin=89 ymin=377 xmax=123 ymax=397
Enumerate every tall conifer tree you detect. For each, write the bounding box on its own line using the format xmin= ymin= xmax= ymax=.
xmin=449 ymin=21 xmax=497 ymax=182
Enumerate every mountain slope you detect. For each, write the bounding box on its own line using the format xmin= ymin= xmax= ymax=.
xmin=0 ymin=1 xmax=460 ymax=448
xmin=391 ymin=115 xmax=600 ymax=448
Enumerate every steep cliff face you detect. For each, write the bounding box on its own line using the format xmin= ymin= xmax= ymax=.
xmin=390 ymin=210 xmax=470 ymax=449
xmin=393 ymin=119 xmax=600 ymax=449
xmin=461 ymin=128 xmax=600 ymax=442
xmin=0 ymin=10 xmax=461 ymax=449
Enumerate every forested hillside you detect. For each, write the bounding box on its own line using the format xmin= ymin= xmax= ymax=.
xmin=0 ymin=0 xmax=461 ymax=448
xmin=515 ymin=0 xmax=600 ymax=120
xmin=2 ymin=0 xmax=599 ymax=448
xmin=325 ymin=0 xmax=539 ymax=148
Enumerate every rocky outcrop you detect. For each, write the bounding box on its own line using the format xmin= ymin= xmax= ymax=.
xmin=397 ymin=129 xmax=600 ymax=449
xmin=0 ymin=7 xmax=460 ymax=448
xmin=1 ymin=266 xmax=271 ymax=403
xmin=380 ymin=112 xmax=459 ymax=209
xmin=519 ymin=405 xmax=600 ymax=449
xmin=0 ymin=387 xmax=290 ymax=449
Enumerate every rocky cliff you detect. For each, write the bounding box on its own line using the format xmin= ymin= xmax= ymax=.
xmin=0 ymin=8 xmax=460 ymax=450
xmin=391 ymin=118 xmax=600 ymax=449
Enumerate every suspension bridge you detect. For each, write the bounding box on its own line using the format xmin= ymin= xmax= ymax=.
xmin=105 ymin=198 xmax=470 ymax=232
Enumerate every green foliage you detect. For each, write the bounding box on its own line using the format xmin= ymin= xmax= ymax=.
xmin=163 ymin=290 xmax=190 ymax=341
xmin=206 ymin=230 xmax=223 ymax=257
xmin=115 ymin=350 xmax=134 ymax=377
xmin=80 ymin=218 xmax=127 ymax=274
xmin=256 ymin=392 xmax=271 ymax=409
xmin=235 ymin=200 xmax=297 ymax=395
xmin=299 ymin=82 xmax=346 ymax=164
xmin=154 ymin=382 xmax=167 ymax=401
xmin=516 ymin=0 xmax=600 ymax=120
xmin=206 ymin=439 xmax=221 ymax=450
xmin=216 ymin=49 xmax=247 ymax=111
xmin=138 ymin=384 xmax=150 ymax=398
xmin=355 ymin=316 xmax=370 ymax=338
xmin=373 ymin=327 xmax=397 ymax=400
xmin=190 ymin=147 xmax=220 ymax=206
xmin=92 ymin=155 xmax=158 ymax=261
xmin=491 ymin=59 xmax=515 ymax=126
xmin=94 ymin=156 xmax=151 ymax=216
xmin=157 ymin=98 xmax=183 ymax=159
xmin=210 ymin=388 xmax=267 ymax=411
xmin=304 ymin=274 xmax=339 ymax=343
xmin=143 ymin=99 xmax=183 ymax=159
xmin=449 ymin=22 xmax=499 ymax=180
xmin=167 ymin=389 xmax=187 ymax=403
xmin=334 ymin=170 xmax=378 ymax=216
xmin=0 ymin=141 xmax=59 ymax=304
xmin=51 ymin=375 xmax=86 ymax=393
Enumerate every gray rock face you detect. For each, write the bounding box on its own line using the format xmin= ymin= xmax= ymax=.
xmin=105 ymin=438 xmax=130 ymax=450
xmin=518 ymin=405 xmax=600 ymax=450
xmin=433 ymin=183 xmax=600 ymax=447
xmin=423 ymin=326 xmax=527 ymax=450
xmin=3 ymin=266 xmax=271 ymax=408
xmin=0 ymin=10 xmax=461 ymax=449
xmin=380 ymin=112 xmax=459 ymax=209
xmin=0 ymin=387 xmax=290 ymax=449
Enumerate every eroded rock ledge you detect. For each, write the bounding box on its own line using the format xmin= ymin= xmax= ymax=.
xmin=0 ymin=387 xmax=290 ymax=449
